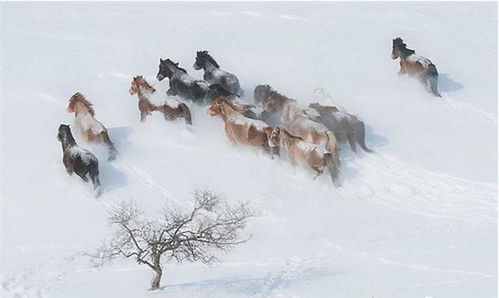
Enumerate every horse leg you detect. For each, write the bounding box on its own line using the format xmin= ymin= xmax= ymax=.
xmin=66 ymin=167 xmax=74 ymax=176
xmin=89 ymin=161 xmax=101 ymax=197
xmin=76 ymin=170 xmax=89 ymax=182
xmin=347 ymin=134 xmax=357 ymax=153
xmin=325 ymin=153 xmax=341 ymax=187
xmin=312 ymin=167 xmax=324 ymax=179
xmin=140 ymin=111 xmax=148 ymax=122
xmin=227 ymin=133 xmax=237 ymax=146
xmin=166 ymin=88 xmax=177 ymax=96
xmin=179 ymin=103 xmax=192 ymax=125
xmin=101 ymin=132 xmax=117 ymax=161
xmin=268 ymin=146 xmax=279 ymax=159
xmin=398 ymin=61 xmax=406 ymax=76
xmin=63 ymin=155 xmax=74 ymax=176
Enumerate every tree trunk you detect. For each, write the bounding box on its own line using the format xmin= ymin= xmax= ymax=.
xmin=150 ymin=267 xmax=162 ymax=290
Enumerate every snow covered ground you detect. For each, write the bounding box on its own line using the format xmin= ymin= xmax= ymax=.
xmin=1 ymin=2 xmax=497 ymax=298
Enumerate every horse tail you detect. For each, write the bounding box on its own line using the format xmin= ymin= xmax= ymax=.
xmin=325 ymin=131 xmax=340 ymax=186
xmin=89 ymin=160 xmax=101 ymax=197
xmin=353 ymin=121 xmax=373 ymax=153
xmin=179 ymin=103 xmax=192 ymax=125
xmin=101 ymin=131 xmax=117 ymax=161
xmin=426 ymin=64 xmax=441 ymax=97
xmin=324 ymin=152 xmax=340 ymax=187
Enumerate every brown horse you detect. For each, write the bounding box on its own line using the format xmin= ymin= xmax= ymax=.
xmin=264 ymin=127 xmax=340 ymax=186
xmin=208 ymin=97 xmax=271 ymax=152
xmin=129 ymin=76 xmax=192 ymax=124
xmin=255 ymin=86 xmax=340 ymax=166
xmin=391 ymin=37 xmax=441 ymax=97
xmin=67 ymin=92 xmax=117 ymax=161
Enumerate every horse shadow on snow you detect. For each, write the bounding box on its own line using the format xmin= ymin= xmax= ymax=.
xmin=438 ymin=73 xmax=464 ymax=93
xmin=90 ymin=126 xmax=133 ymax=193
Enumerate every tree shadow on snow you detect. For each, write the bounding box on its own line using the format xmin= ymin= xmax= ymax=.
xmin=438 ymin=73 xmax=464 ymax=93
xmin=160 ymin=267 xmax=342 ymax=296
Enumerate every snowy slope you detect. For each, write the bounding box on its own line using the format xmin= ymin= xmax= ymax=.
xmin=1 ymin=2 xmax=497 ymax=298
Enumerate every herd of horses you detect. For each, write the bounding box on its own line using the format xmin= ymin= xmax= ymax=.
xmin=57 ymin=38 xmax=442 ymax=196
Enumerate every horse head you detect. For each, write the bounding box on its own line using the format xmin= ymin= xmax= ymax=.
xmin=207 ymin=96 xmax=225 ymax=116
xmin=129 ymin=76 xmax=141 ymax=95
xmin=392 ymin=37 xmax=414 ymax=59
xmin=193 ymin=51 xmax=208 ymax=70
xmin=253 ymin=84 xmax=272 ymax=107
xmin=67 ymin=92 xmax=95 ymax=116
xmin=157 ymin=58 xmax=185 ymax=81
xmin=130 ymin=76 xmax=156 ymax=95
xmin=193 ymin=50 xmax=219 ymax=70
xmin=57 ymin=124 xmax=74 ymax=145
xmin=265 ymin=126 xmax=281 ymax=148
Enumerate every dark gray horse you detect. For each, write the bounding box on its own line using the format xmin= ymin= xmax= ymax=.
xmin=307 ymin=103 xmax=373 ymax=153
xmin=57 ymin=124 xmax=101 ymax=197
xmin=193 ymin=51 xmax=244 ymax=97
xmin=157 ymin=58 xmax=211 ymax=104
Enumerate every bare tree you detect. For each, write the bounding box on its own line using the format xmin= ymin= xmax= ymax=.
xmin=92 ymin=190 xmax=254 ymax=290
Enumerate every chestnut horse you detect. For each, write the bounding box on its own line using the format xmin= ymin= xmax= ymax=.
xmin=391 ymin=37 xmax=441 ymax=97
xmin=208 ymin=97 xmax=271 ymax=153
xmin=129 ymin=76 xmax=192 ymax=124
xmin=67 ymin=92 xmax=117 ymax=160
xmin=264 ymin=127 xmax=340 ymax=186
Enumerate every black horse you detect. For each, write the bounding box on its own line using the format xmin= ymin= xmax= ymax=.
xmin=193 ymin=51 xmax=244 ymax=96
xmin=57 ymin=124 xmax=101 ymax=197
xmin=156 ymin=58 xmax=211 ymax=104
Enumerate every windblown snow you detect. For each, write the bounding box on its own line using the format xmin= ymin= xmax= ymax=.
xmin=1 ymin=2 xmax=497 ymax=298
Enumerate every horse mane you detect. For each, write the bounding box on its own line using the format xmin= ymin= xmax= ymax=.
xmin=393 ymin=37 xmax=415 ymax=56
xmin=59 ymin=124 xmax=77 ymax=146
xmin=279 ymin=128 xmax=304 ymax=147
xmin=198 ymin=51 xmax=220 ymax=68
xmin=134 ymin=76 xmax=155 ymax=92
xmin=68 ymin=92 xmax=95 ymax=116
xmin=268 ymin=90 xmax=294 ymax=104
xmin=220 ymin=97 xmax=245 ymax=114
xmin=165 ymin=59 xmax=187 ymax=73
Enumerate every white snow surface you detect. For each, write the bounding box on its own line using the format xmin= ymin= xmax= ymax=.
xmin=1 ymin=2 xmax=497 ymax=298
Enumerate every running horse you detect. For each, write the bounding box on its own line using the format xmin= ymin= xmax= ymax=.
xmin=156 ymin=58 xmax=211 ymax=104
xmin=57 ymin=124 xmax=101 ymax=197
xmin=391 ymin=37 xmax=441 ymax=97
xmin=264 ymin=126 xmax=339 ymax=186
xmin=208 ymin=96 xmax=272 ymax=154
xmin=254 ymin=85 xmax=340 ymax=181
xmin=66 ymin=92 xmax=117 ymax=160
xmin=193 ymin=50 xmax=244 ymax=96
xmin=129 ymin=76 xmax=192 ymax=124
